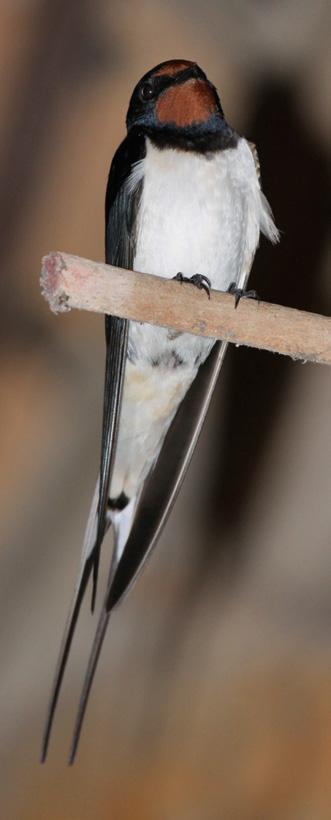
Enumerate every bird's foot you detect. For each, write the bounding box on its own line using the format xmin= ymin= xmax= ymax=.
xmin=227 ymin=282 xmax=259 ymax=309
xmin=173 ymin=272 xmax=211 ymax=299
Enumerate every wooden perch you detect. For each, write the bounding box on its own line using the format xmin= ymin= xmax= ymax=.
xmin=41 ymin=251 xmax=331 ymax=366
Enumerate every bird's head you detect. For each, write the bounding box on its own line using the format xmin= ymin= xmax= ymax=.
xmin=126 ymin=60 xmax=234 ymax=151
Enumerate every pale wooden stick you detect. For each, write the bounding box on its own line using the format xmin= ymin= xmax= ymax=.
xmin=40 ymin=251 xmax=331 ymax=366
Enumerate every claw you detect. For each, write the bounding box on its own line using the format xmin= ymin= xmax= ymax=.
xmin=227 ymin=282 xmax=259 ymax=309
xmin=173 ymin=272 xmax=211 ymax=299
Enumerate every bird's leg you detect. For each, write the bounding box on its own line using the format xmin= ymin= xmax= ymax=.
xmin=173 ymin=272 xmax=211 ymax=299
xmin=227 ymin=281 xmax=259 ymax=309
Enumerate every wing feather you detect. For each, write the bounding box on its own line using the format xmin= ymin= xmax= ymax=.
xmin=41 ymin=132 xmax=144 ymax=761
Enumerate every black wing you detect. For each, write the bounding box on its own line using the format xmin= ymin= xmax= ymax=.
xmin=68 ymin=339 xmax=228 ymax=763
xmin=90 ymin=131 xmax=145 ymax=606
xmin=41 ymin=131 xmax=145 ymax=762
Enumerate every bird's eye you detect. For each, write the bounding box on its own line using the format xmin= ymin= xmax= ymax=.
xmin=140 ymin=82 xmax=155 ymax=101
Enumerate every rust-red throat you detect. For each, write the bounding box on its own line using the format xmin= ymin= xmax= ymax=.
xmin=156 ymin=78 xmax=218 ymax=128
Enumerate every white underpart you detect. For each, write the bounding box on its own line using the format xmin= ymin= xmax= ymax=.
xmin=111 ymin=496 xmax=138 ymax=560
xmin=109 ymin=136 xmax=278 ymax=514
xmin=134 ymin=137 xmax=278 ymax=287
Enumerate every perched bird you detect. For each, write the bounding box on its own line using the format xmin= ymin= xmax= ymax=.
xmin=41 ymin=59 xmax=279 ymax=763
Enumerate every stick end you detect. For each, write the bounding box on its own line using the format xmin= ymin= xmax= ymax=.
xmin=40 ymin=251 xmax=71 ymax=314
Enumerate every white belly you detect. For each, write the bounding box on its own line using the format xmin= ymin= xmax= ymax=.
xmin=134 ymin=137 xmax=255 ymax=290
xmin=109 ymin=360 xmax=195 ymax=499
xmin=110 ymin=137 xmax=276 ymax=500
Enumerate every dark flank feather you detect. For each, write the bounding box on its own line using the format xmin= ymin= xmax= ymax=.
xmin=90 ymin=316 xmax=129 ymax=611
xmin=41 ymin=132 xmax=144 ymax=762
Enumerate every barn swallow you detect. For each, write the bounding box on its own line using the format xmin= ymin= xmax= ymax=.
xmin=41 ymin=59 xmax=279 ymax=763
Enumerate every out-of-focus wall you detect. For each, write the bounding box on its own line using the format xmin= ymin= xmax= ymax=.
xmin=0 ymin=2 xmax=330 ymax=818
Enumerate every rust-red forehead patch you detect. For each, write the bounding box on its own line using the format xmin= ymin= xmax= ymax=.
xmin=154 ymin=60 xmax=196 ymax=77
xmin=156 ymin=78 xmax=218 ymax=128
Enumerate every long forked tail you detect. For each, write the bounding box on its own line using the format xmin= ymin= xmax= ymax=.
xmin=41 ymin=479 xmax=104 ymax=763
xmin=41 ymin=316 xmax=128 ymax=762
xmin=40 ymin=558 xmax=93 ymax=763
xmin=68 ymin=607 xmax=110 ymax=764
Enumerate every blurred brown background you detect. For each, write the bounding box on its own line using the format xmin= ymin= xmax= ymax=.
xmin=0 ymin=1 xmax=330 ymax=818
